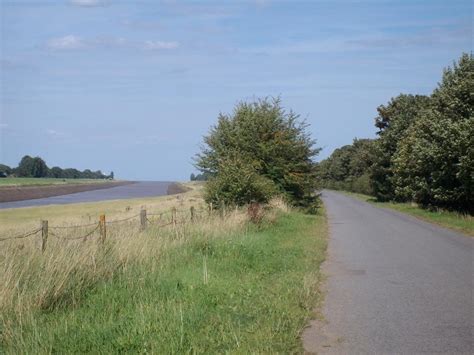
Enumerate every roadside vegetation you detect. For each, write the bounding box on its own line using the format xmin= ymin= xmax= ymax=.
xmin=195 ymin=97 xmax=320 ymax=212
xmin=1 ymin=95 xmax=327 ymax=352
xmin=0 ymin=184 xmax=327 ymax=353
xmin=317 ymin=53 xmax=473 ymax=216
xmin=341 ymin=191 xmax=473 ymax=236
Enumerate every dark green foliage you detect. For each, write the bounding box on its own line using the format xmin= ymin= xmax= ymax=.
xmin=319 ymin=53 xmax=473 ymax=214
xmin=31 ymin=157 xmax=48 ymax=177
xmin=196 ymin=97 xmax=320 ymax=208
xmin=370 ymin=94 xmax=430 ymax=201
xmin=190 ymin=172 xmax=210 ymax=181
xmin=49 ymin=166 xmax=63 ymax=178
xmin=0 ymin=164 xmax=12 ymax=177
xmin=11 ymin=155 xmax=112 ymax=179
xmin=204 ymin=155 xmax=278 ymax=206
xmin=317 ymin=138 xmax=376 ymax=195
xmin=17 ymin=155 xmax=36 ymax=177
xmin=393 ymin=53 xmax=473 ymax=213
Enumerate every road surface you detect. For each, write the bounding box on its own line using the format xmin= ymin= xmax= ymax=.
xmin=0 ymin=181 xmax=174 ymax=209
xmin=303 ymin=190 xmax=473 ymax=354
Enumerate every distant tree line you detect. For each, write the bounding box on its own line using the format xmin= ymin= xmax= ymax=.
xmin=0 ymin=155 xmax=114 ymax=180
xmin=317 ymin=53 xmax=473 ymax=214
xmin=189 ymin=172 xmax=210 ymax=181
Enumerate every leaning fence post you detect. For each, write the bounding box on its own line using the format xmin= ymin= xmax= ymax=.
xmin=190 ymin=206 xmax=195 ymax=222
xmin=41 ymin=220 xmax=48 ymax=253
xmin=99 ymin=214 xmax=106 ymax=244
xmin=140 ymin=209 xmax=147 ymax=231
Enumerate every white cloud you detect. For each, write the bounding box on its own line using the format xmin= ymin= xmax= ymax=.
xmin=47 ymin=35 xmax=85 ymax=50
xmin=70 ymin=0 xmax=106 ymax=7
xmin=143 ymin=40 xmax=180 ymax=50
xmin=46 ymin=36 xmax=179 ymax=51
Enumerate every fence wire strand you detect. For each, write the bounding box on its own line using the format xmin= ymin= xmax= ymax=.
xmin=106 ymin=214 xmax=140 ymax=225
xmin=49 ymin=224 xmax=100 ymax=241
xmin=0 ymin=228 xmax=42 ymax=242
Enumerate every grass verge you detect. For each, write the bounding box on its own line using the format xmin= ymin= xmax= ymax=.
xmin=1 ymin=204 xmax=327 ymax=353
xmin=339 ymin=191 xmax=473 ymax=236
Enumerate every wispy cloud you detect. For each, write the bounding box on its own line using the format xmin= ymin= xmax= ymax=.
xmin=143 ymin=40 xmax=179 ymax=50
xmin=46 ymin=35 xmax=86 ymax=50
xmin=70 ymin=0 xmax=108 ymax=7
xmin=243 ymin=26 xmax=470 ymax=55
xmin=46 ymin=35 xmax=179 ymax=51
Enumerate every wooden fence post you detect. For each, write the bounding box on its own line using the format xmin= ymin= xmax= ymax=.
xmin=220 ymin=201 xmax=225 ymax=219
xmin=41 ymin=220 xmax=48 ymax=253
xmin=190 ymin=206 xmax=195 ymax=222
xmin=99 ymin=214 xmax=106 ymax=244
xmin=140 ymin=209 xmax=147 ymax=231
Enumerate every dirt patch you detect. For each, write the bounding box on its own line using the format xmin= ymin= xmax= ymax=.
xmin=0 ymin=181 xmax=134 ymax=203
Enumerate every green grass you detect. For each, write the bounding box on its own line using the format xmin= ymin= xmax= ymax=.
xmin=0 ymin=177 xmax=110 ymax=187
xmin=339 ymin=191 xmax=473 ymax=236
xmin=1 ymin=210 xmax=327 ymax=353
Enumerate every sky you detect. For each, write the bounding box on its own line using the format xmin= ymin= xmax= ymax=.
xmin=0 ymin=0 xmax=472 ymax=181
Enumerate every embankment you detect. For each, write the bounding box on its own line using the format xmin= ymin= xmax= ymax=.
xmin=0 ymin=181 xmax=134 ymax=203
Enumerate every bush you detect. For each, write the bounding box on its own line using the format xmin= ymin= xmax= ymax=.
xmin=196 ymin=97 xmax=320 ymax=209
xmin=204 ymin=156 xmax=278 ymax=207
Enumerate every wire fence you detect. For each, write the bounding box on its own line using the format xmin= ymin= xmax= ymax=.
xmin=0 ymin=205 xmax=211 ymax=252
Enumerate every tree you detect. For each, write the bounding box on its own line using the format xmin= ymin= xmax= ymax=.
xmin=195 ymin=97 xmax=320 ymax=208
xmin=109 ymin=171 xmax=114 ymax=180
xmin=370 ymin=94 xmax=430 ymax=201
xmin=190 ymin=173 xmax=196 ymax=181
xmin=31 ymin=157 xmax=48 ymax=177
xmin=49 ymin=166 xmax=63 ymax=178
xmin=0 ymin=164 xmax=12 ymax=177
xmin=316 ymin=138 xmax=376 ymax=195
xmin=392 ymin=53 xmax=473 ymax=213
xmin=17 ymin=155 xmax=35 ymax=177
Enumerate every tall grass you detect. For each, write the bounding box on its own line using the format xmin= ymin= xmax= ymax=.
xmin=0 ymin=201 xmax=327 ymax=353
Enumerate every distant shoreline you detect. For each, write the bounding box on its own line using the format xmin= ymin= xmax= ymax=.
xmin=0 ymin=181 xmax=134 ymax=203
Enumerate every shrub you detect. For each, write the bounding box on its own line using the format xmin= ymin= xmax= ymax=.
xmin=204 ymin=155 xmax=278 ymax=207
xmin=196 ymin=97 xmax=320 ymax=209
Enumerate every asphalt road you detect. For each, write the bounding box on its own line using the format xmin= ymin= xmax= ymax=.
xmin=303 ymin=190 xmax=473 ymax=354
xmin=0 ymin=181 xmax=174 ymax=209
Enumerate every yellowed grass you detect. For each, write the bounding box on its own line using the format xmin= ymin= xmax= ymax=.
xmin=0 ymin=198 xmax=249 ymax=322
xmin=0 ymin=183 xmax=291 ymax=337
xmin=0 ymin=182 xmax=205 ymax=235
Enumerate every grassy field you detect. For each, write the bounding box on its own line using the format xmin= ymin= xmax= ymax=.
xmin=0 ymin=185 xmax=327 ymax=353
xmin=0 ymin=182 xmax=204 ymax=234
xmin=339 ymin=191 xmax=473 ymax=236
xmin=0 ymin=177 xmax=111 ymax=187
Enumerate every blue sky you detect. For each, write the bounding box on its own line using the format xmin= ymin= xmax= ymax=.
xmin=1 ymin=0 xmax=471 ymax=180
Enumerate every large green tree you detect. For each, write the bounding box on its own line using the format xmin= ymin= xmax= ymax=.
xmin=195 ymin=98 xmax=320 ymax=207
xmin=17 ymin=155 xmax=35 ymax=177
xmin=392 ymin=53 xmax=473 ymax=213
xmin=370 ymin=94 xmax=430 ymax=201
